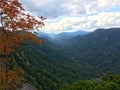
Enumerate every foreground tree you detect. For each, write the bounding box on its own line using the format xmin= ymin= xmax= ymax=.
xmin=0 ymin=0 xmax=45 ymax=89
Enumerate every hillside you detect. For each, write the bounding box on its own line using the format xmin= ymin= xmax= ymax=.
xmin=11 ymin=39 xmax=96 ymax=90
xmin=10 ymin=28 xmax=120 ymax=90
xmin=61 ymin=28 xmax=120 ymax=74
xmin=59 ymin=74 xmax=120 ymax=90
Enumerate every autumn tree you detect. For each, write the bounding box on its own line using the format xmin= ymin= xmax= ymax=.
xmin=0 ymin=0 xmax=45 ymax=90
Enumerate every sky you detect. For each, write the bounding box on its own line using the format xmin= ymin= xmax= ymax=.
xmin=19 ymin=0 xmax=120 ymax=33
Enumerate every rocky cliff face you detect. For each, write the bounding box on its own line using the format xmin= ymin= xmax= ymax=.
xmin=18 ymin=84 xmax=37 ymax=90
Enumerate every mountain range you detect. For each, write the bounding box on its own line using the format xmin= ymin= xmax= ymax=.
xmin=37 ymin=30 xmax=89 ymax=40
xmin=10 ymin=28 xmax=120 ymax=90
xmin=59 ymin=28 xmax=120 ymax=73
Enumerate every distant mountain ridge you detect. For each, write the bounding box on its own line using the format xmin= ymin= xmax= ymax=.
xmin=53 ymin=30 xmax=89 ymax=40
xmin=37 ymin=30 xmax=89 ymax=40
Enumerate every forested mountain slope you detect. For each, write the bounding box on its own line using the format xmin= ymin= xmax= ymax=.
xmin=59 ymin=74 xmax=120 ymax=90
xmin=10 ymin=28 xmax=120 ymax=90
xmin=11 ymin=39 xmax=96 ymax=90
xmin=61 ymin=28 xmax=120 ymax=74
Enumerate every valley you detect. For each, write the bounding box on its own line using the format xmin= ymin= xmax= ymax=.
xmin=10 ymin=28 xmax=120 ymax=90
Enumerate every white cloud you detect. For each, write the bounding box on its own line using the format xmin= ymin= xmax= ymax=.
xmin=19 ymin=0 xmax=120 ymax=33
xmin=84 ymin=0 xmax=120 ymax=15
xmin=20 ymin=0 xmax=120 ymax=17
xmin=43 ymin=12 xmax=120 ymax=33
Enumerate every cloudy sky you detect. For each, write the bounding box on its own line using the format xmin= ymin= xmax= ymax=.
xmin=19 ymin=0 xmax=120 ymax=33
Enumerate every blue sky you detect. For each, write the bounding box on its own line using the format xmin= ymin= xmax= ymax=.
xmin=19 ymin=0 xmax=120 ymax=33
